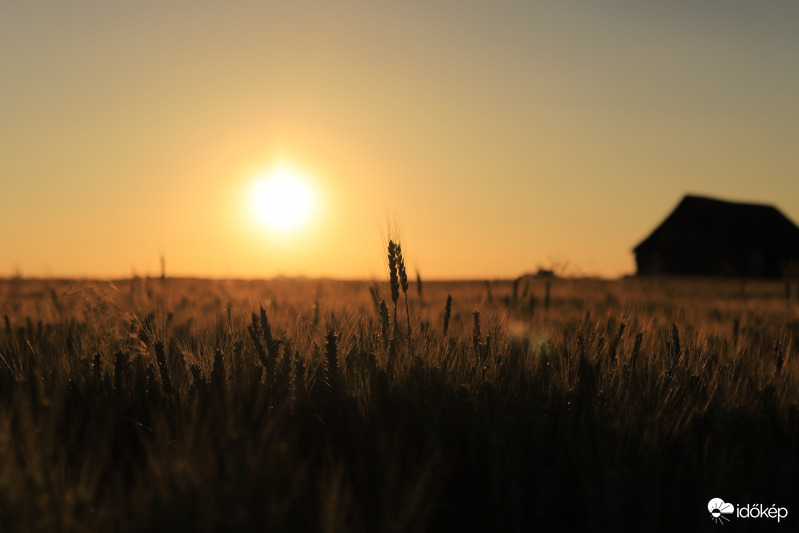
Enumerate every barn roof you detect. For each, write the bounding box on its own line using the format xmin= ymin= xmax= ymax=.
xmin=633 ymin=195 xmax=799 ymax=254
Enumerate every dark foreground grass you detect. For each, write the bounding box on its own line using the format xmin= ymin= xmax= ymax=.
xmin=0 ymin=275 xmax=798 ymax=531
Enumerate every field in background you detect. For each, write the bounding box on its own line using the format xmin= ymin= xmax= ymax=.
xmin=1 ymin=274 xmax=798 ymax=531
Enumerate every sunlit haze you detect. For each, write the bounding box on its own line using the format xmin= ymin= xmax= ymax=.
xmin=2 ymin=2 xmax=798 ymax=279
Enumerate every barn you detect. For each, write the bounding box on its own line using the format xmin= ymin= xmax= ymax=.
xmin=633 ymin=195 xmax=799 ymax=278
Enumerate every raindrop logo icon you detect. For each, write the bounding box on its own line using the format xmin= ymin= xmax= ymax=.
xmin=708 ymin=498 xmax=735 ymax=524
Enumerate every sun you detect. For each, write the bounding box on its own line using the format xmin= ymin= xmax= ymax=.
xmin=251 ymin=166 xmax=315 ymax=233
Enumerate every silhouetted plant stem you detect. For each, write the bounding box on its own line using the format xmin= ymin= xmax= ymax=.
xmin=388 ymin=240 xmax=400 ymax=334
xmin=443 ymin=295 xmax=452 ymax=337
xmin=153 ymin=341 xmax=173 ymax=397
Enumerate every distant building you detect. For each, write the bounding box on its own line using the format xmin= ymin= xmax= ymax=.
xmin=633 ymin=195 xmax=799 ymax=278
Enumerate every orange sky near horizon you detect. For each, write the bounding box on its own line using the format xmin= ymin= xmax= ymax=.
xmin=2 ymin=2 xmax=799 ymax=280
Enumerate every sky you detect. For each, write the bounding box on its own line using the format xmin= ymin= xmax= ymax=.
xmin=2 ymin=1 xmax=799 ymax=280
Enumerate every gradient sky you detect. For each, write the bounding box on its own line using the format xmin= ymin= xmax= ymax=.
xmin=2 ymin=1 xmax=799 ymax=279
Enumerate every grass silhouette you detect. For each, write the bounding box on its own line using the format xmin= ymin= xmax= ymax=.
xmin=0 ymin=265 xmax=797 ymax=531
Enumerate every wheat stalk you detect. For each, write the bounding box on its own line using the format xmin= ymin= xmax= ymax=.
xmin=387 ymin=240 xmax=400 ymax=333
xmin=443 ymin=295 xmax=452 ymax=337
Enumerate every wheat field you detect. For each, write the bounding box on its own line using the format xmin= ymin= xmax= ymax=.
xmin=0 ymin=258 xmax=797 ymax=531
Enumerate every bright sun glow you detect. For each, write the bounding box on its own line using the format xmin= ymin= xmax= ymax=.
xmin=251 ymin=166 xmax=315 ymax=233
